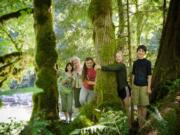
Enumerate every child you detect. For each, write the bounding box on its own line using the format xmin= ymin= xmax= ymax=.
xmin=132 ymin=45 xmax=152 ymax=128
xmin=96 ymin=51 xmax=131 ymax=114
xmin=79 ymin=57 xmax=96 ymax=105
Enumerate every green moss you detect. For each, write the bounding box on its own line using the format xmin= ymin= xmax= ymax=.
xmin=31 ymin=91 xmax=59 ymax=121
xmin=34 ymin=0 xmax=51 ymax=9
xmin=95 ymin=72 xmax=120 ymax=107
xmin=36 ymin=67 xmax=57 ymax=90
xmin=35 ymin=32 xmax=57 ymax=67
xmin=88 ymin=0 xmax=112 ymax=21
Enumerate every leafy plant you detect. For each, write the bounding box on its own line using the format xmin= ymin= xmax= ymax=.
xmin=149 ymin=106 xmax=169 ymax=135
xmin=0 ymin=118 xmax=26 ymax=135
xmin=70 ymin=110 xmax=129 ymax=135
xmin=30 ymin=119 xmax=54 ymax=135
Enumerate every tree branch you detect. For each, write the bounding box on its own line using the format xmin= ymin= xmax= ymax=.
xmin=0 ymin=24 xmax=22 ymax=51
xmin=0 ymin=52 xmax=22 ymax=63
xmin=0 ymin=77 xmax=7 ymax=87
xmin=0 ymin=7 xmax=33 ymax=23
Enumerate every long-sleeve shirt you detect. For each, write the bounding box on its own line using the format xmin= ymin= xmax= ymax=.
xmin=101 ymin=63 xmax=128 ymax=90
xmin=83 ymin=68 xmax=96 ymax=90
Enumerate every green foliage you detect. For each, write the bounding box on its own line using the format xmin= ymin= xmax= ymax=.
xmin=0 ymin=3 xmax=35 ymax=88
xmin=0 ymin=0 xmax=32 ymax=17
xmin=150 ymin=107 xmax=169 ymax=135
xmin=154 ymin=118 xmax=169 ymax=135
xmin=56 ymin=115 xmax=94 ymax=135
xmin=70 ymin=110 xmax=129 ymax=135
xmin=30 ymin=120 xmax=54 ymax=135
xmin=157 ymin=79 xmax=180 ymax=100
xmin=72 ymin=115 xmax=94 ymax=128
xmin=0 ymin=118 xmax=26 ymax=135
xmin=163 ymin=108 xmax=177 ymax=135
xmin=55 ymin=0 xmax=94 ymax=67
xmin=127 ymin=0 xmax=164 ymax=66
xmin=21 ymin=119 xmax=56 ymax=135
xmin=149 ymin=105 xmax=177 ymax=135
xmin=163 ymin=79 xmax=180 ymax=93
xmin=0 ymin=0 xmax=34 ymax=87
xmin=98 ymin=100 xmax=123 ymax=111
xmin=79 ymin=102 xmax=96 ymax=120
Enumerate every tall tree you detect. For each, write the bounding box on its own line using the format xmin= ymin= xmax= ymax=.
xmin=117 ymin=0 xmax=126 ymax=49
xmin=163 ymin=0 xmax=167 ymax=26
xmin=31 ymin=0 xmax=59 ymax=120
xmin=152 ymin=0 xmax=180 ymax=101
xmin=89 ymin=0 xmax=120 ymax=108
xmin=135 ymin=0 xmax=141 ymax=46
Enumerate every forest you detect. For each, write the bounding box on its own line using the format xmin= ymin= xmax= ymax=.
xmin=0 ymin=0 xmax=180 ymax=135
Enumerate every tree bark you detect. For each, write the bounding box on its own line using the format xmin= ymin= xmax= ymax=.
xmin=135 ymin=0 xmax=141 ymax=45
xmin=151 ymin=0 xmax=180 ymax=101
xmin=0 ymin=52 xmax=22 ymax=87
xmin=163 ymin=0 xmax=167 ymax=26
xmin=31 ymin=0 xmax=59 ymax=120
xmin=89 ymin=0 xmax=121 ymax=108
xmin=117 ymin=0 xmax=126 ymax=49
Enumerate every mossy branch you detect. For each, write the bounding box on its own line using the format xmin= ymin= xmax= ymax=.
xmin=0 ymin=7 xmax=33 ymax=23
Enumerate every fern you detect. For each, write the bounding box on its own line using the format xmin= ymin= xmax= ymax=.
xmin=70 ymin=110 xmax=129 ymax=135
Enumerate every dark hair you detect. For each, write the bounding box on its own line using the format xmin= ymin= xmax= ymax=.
xmin=65 ymin=62 xmax=74 ymax=72
xmin=137 ymin=45 xmax=147 ymax=52
xmin=82 ymin=57 xmax=95 ymax=81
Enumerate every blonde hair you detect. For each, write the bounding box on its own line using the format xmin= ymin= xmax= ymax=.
xmin=115 ymin=50 xmax=124 ymax=62
xmin=116 ymin=50 xmax=123 ymax=57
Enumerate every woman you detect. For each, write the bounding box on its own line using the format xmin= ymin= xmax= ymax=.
xmin=59 ymin=62 xmax=74 ymax=123
xmin=79 ymin=57 xmax=96 ymax=105
xmin=71 ymin=56 xmax=82 ymax=109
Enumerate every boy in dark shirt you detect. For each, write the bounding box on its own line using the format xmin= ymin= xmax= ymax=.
xmin=132 ymin=45 xmax=152 ymax=128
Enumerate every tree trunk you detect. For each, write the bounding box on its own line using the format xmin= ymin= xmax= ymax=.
xmin=117 ymin=0 xmax=126 ymax=49
xmin=151 ymin=0 xmax=180 ymax=101
xmin=31 ymin=0 xmax=59 ymax=120
xmin=89 ymin=0 xmax=121 ymax=108
xmin=135 ymin=0 xmax=141 ymax=46
xmin=163 ymin=0 xmax=167 ymax=26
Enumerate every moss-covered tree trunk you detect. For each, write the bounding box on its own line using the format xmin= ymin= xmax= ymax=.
xmin=117 ymin=0 xmax=126 ymax=49
xmin=89 ymin=0 xmax=120 ymax=108
xmin=151 ymin=0 xmax=180 ymax=101
xmin=31 ymin=0 xmax=59 ymax=120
